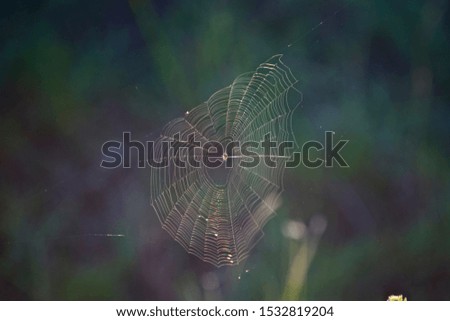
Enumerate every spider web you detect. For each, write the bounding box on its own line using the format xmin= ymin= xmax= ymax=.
xmin=150 ymin=55 xmax=301 ymax=267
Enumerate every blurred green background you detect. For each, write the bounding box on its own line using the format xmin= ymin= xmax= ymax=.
xmin=1 ymin=0 xmax=449 ymax=300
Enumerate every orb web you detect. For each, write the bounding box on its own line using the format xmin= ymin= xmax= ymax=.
xmin=150 ymin=55 xmax=301 ymax=267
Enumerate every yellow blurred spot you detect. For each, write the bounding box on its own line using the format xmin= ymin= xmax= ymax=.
xmin=387 ymin=294 xmax=407 ymax=301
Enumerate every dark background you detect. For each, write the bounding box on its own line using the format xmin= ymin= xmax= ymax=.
xmin=1 ymin=0 xmax=449 ymax=300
